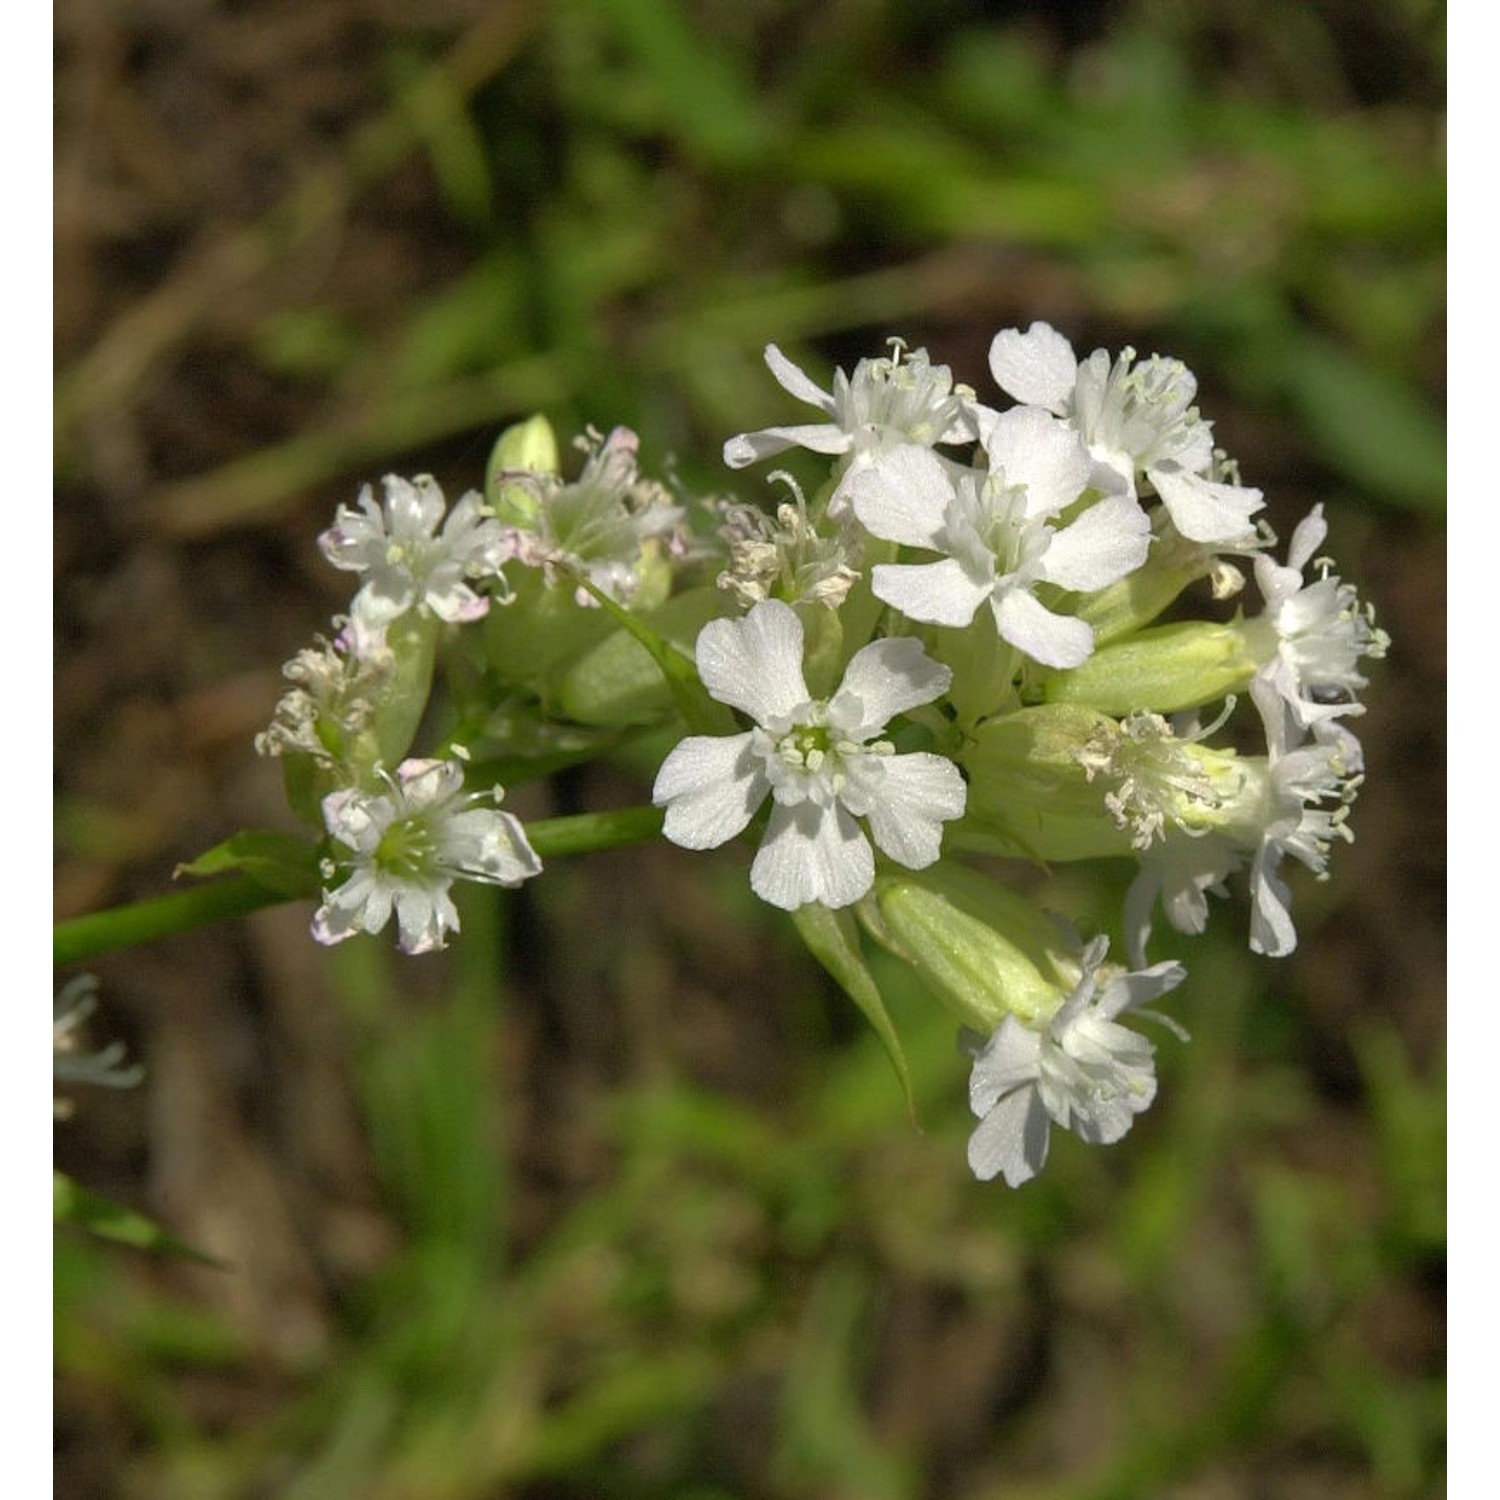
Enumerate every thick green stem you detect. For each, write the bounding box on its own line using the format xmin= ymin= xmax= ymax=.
xmin=53 ymin=805 xmax=666 ymax=966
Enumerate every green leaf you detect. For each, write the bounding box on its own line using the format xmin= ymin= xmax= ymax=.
xmin=790 ymin=904 xmax=915 ymax=1121
xmin=175 ymin=830 xmax=322 ymax=898
xmin=54 ymin=1172 xmax=224 ymax=1267
xmin=1281 ymin=333 xmax=1445 ymax=515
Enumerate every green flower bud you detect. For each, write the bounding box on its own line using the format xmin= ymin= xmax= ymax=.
xmin=482 ymin=569 xmax=617 ymax=695
xmin=486 ymin=414 xmax=560 ymax=523
xmin=1069 ymin=522 xmax=1236 ymax=647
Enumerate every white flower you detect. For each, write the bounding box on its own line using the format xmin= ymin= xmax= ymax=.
xmin=714 ymin=478 xmax=861 ymax=610
xmin=501 ymin=426 xmax=686 ymax=606
xmin=54 ymin=975 xmax=145 ymax=1106
xmin=1247 ymin=736 xmax=1360 ymax=958
xmin=1248 ymin=504 xmax=1389 ymax=755
xmin=312 ymin=758 xmax=542 ymax=954
xmin=1070 ymin=709 xmax=1250 ymax=965
xmin=723 ymin=342 xmax=982 ymax=512
xmin=652 ymin=599 xmax=967 ymax=910
xmin=255 ymin=636 xmax=389 ymax=768
xmin=1123 ymin=727 xmax=1360 ymax=961
xmin=849 ymin=409 xmax=1150 ymax=668
xmin=320 ymin=475 xmax=509 ymax=652
xmin=965 ymin=936 xmax=1185 ymax=1187
xmin=1123 ymin=834 xmax=1245 ymax=967
xmin=988 ymin=321 xmax=1263 ymax=545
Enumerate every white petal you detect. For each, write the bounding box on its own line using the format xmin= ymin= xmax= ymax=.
xmin=311 ymin=868 xmax=389 ymax=945
xmin=872 ymin=558 xmax=991 ymax=628
xmin=750 ymin=801 xmax=873 ymax=910
xmin=1149 ymin=463 xmax=1264 ymax=544
xmin=321 ymin=787 xmax=388 ymax=854
xmin=969 ymin=1017 xmax=1044 ymax=1114
xmin=1249 ymin=843 xmax=1298 ymax=956
xmin=1095 ymin=961 xmax=1186 ymax=1021
xmin=987 ymin=322 xmax=1078 ymax=412
xmin=967 ymin=1085 xmax=1051 ymax=1186
xmin=444 ymin=808 xmax=544 ymax=886
xmin=847 ymin=444 xmax=958 ymax=549
xmin=423 ymin=577 xmax=491 ymax=623
xmin=350 ymin=573 xmax=416 ymax=629
xmin=383 ymin=473 xmax=445 ymax=537
xmin=1286 ymin=504 xmax=1328 ymax=571
xmin=992 ymin=586 xmax=1095 ymax=668
xmin=1039 ymin=491 xmax=1151 ymax=593
xmin=855 ymin=753 xmax=966 ymax=869
xmin=723 ymin=422 xmax=852 ymax=468
xmin=1064 ymin=1059 xmax=1154 ymax=1143
xmin=985 ymin=405 xmax=1094 ymax=517
xmin=319 ymin=491 xmax=385 ymax=570
xmin=831 ymin=637 xmax=951 ymax=738
xmin=763 ymin=344 xmax=836 ymax=412
xmin=394 ymin=882 xmax=459 ymax=954
xmin=393 ymin=758 xmax=462 ymax=810
xmin=693 ymin=601 xmax=810 ymax=724
xmin=654 ymin=733 xmax=766 ymax=849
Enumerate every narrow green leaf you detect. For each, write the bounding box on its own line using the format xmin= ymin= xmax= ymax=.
xmin=1281 ymin=334 xmax=1446 ymax=515
xmin=175 ymin=830 xmax=322 ymax=898
xmin=791 ymin=904 xmax=915 ymax=1121
xmin=54 ymin=1172 xmax=225 ymax=1267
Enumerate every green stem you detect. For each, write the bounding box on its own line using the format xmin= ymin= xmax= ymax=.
xmin=54 ymin=805 xmax=666 ymax=966
xmin=527 ymin=803 xmax=664 ymax=858
xmin=53 ymin=878 xmax=288 ymax=967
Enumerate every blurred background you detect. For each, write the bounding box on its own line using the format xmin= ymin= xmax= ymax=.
xmin=54 ymin=2 xmax=1445 ymax=1497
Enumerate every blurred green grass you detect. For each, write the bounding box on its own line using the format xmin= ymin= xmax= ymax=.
xmin=54 ymin=2 xmax=1444 ymax=1496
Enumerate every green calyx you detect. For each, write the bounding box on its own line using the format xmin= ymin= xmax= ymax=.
xmin=1037 ymin=620 xmax=1261 ymax=717
xmin=870 ymin=869 xmax=1065 ymax=1032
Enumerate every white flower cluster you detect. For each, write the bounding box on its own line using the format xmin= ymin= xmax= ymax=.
xmin=254 ymin=323 xmax=1384 ymax=1189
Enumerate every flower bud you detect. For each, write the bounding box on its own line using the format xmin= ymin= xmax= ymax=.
xmin=486 ymin=414 xmax=560 ymax=523
xmin=372 ymin=612 xmax=441 ymax=770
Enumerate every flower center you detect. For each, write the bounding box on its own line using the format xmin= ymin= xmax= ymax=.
xmin=375 ymin=816 xmax=437 ymax=880
xmin=778 ymin=722 xmax=837 ymax=775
